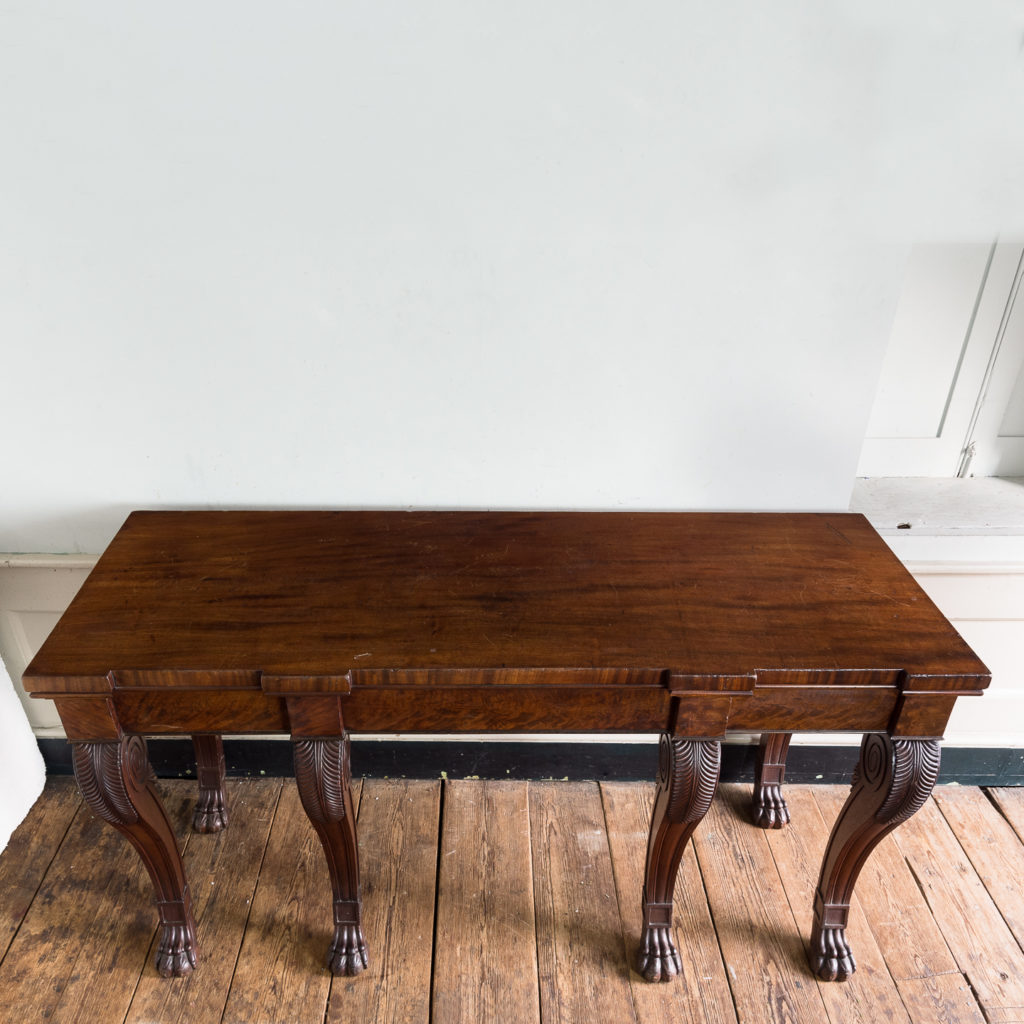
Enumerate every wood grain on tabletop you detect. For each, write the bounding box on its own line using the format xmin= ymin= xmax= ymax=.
xmin=23 ymin=510 xmax=988 ymax=690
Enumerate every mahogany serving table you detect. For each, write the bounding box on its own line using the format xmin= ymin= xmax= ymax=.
xmin=23 ymin=511 xmax=989 ymax=985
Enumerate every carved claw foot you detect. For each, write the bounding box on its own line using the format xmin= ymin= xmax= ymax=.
xmin=155 ymin=902 xmax=198 ymax=977
xmin=636 ymin=925 xmax=682 ymax=982
xmin=752 ymin=785 xmax=791 ymax=830
xmin=327 ymin=922 xmax=368 ymax=976
xmin=811 ymin=926 xmax=855 ymax=982
xmin=192 ymin=734 xmax=228 ymax=834
xmin=191 ymin=794 xmax=229 ymax=834
xmin=753 ymin=733 xmax=791 ymax=829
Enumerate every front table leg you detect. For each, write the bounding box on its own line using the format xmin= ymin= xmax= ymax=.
xmin=293 ymin=734 xmax=368 ymax=976
xmin=811 ymin=733 xmax=940 ymax=981
xmin=638 ymin=734 xmax=721 ymax=982
xmin=73 ymin=736 xmax=198 ymax=976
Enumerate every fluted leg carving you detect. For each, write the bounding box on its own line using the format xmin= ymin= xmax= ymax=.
xmin=753 ymin=732 xmax=792 ymax=829
xmin=811 ymin=733 xmax=940 ymax=982
xmin=191 ymin=734 xmax=229 ymax=833
xmin=637 ymin=734 xmax=721 ymax=982
xmin=73 ymin=736 xmax=198 ymax=977
xmin=293 ymin=734 xmax=367 ymax=976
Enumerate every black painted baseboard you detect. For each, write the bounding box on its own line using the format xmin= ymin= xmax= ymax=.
xmin=38 ymin=737 xmax=1024 ymax=786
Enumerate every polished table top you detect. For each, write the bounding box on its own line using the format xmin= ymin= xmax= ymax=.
xmin=25 ymin=510 xmax=988 ymax=699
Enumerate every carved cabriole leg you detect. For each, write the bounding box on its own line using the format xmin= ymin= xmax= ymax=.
xmin=753 ymin=732 xmax=792 ymax=829
xmin=72 ymin=735 xmax=198 ymax=977
xmin=638 ymin=734 xmax=722 ymax=982
xmin=811 ymin=733 xmax=940 ymax=982
xmin=293 ymin=734 xmax=367 ymax=976
xmin=191 ymin=734 xmax=229 ymax=833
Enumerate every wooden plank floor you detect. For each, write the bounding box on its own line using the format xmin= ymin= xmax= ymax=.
xmin=3 ymin=777 xmax=1023 ymax=1024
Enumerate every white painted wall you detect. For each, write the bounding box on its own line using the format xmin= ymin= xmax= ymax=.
xmin=3 ymin=2 xmax=1024 ymax=554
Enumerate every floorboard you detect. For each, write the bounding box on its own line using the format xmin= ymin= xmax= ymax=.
xmin=933 ymin=787 xmax=1024 ymax=958
xmin=0 ymin=776 xmax=80 ymax=965
xmin=330 ymin=779 xmax=440 ymax=1024
xmin=0 ymin=778 xmax=1013 ymax=1024
xmin=530 ymin=781 xmax=638 ymax=1024
xmin=987 ymin=789 xmax=1024 ymax=845
xmin=694 ymin=785 xmax=830 ymax=1024
xmin=893 ymin=796 xmax=1024 ymax=1021
xmin=895 ymin=974 xmax=989 ymax=1024
xmin=432 ymin=779 xmax=539 ymax=1024
xmin=0 ymin=800 xmax=162 ymax=1023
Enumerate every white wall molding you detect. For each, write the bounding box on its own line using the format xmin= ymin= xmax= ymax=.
xmin=1 ymin=555 xmax=98 ymax=570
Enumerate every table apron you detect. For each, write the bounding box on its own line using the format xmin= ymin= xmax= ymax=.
xmin=62 ymin=684 xmax=927 ymax=740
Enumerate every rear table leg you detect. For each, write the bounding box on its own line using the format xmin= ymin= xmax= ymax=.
xmin=293 ymin=733 xmax=367 ymax=976
xmin=192 ymin=734 xmax=229 ymax=833
xmin=753 ymin=732 xmax=792 ymax=829
xmin=638 ymin=734 xmax=721 ymax=982
xmin=73 ymin=735 xmax=198 ymax=977
xmin=811 ymin=733 xmax=940 ymax=981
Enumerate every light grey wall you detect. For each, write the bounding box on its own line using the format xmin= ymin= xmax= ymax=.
xmin=3 ymin=2 xmax=1023 ymax=553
